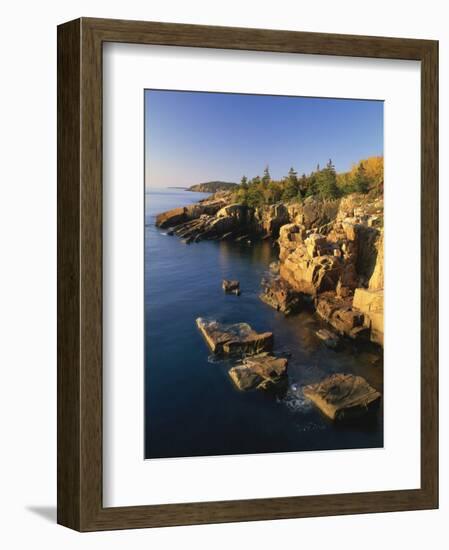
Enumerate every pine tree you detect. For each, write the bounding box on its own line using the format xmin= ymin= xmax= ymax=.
xmin=282 ymin=167 xmax=300 ymax=200
xmin=262 ymin=165 xmax=271 ymax=186
xmin=287 ymin=166 xmax=298 ymax=181
xmin=299 ymin=173 xmax=308 ymax=196
xmin=316 ymin=159 xmax=339 ymax=199
xmin=305 ymin=171 xmax=318 ymax=197
xmin=352 ymin=162 xmax=369 ymax=194
xmin=240 ymin=175 xmax=248 ymax=189
xmin=246 ymin=184 xmax=264 ymax=207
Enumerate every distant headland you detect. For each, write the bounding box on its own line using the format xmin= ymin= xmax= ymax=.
xmin=187 ymin=181 xmax=238 ymax=193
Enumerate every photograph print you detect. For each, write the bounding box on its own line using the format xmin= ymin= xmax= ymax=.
xmin=144 ymin=90 xmax=384 ymax=459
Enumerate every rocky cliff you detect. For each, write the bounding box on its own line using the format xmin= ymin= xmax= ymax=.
xmin=155 ymin=191 xmax=384 ymax=346
xmin=273 ymin=194 xmax=384 ymax=345
xmin=155 ymin=191 xmax=292 ymax=241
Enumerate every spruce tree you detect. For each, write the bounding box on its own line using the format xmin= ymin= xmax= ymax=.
xmin=287 ymin=166 xmax=298 ymax=182
xmin=246 ymin=184 xmax=264 ymax=207
xmin=316 ymin=159 xmax=339 ymax=199
xmin=352 ymin=162 xmax=369 ymax=194
xmin=262 ymin=165 xmax=271 ymax=186
xmin=305 ymin=171 xmax=318 ymax=197
xmin=282 ymin=167 xmax=299 ymax=200
xmin=299 ymin=173 xmax=308 ymax=196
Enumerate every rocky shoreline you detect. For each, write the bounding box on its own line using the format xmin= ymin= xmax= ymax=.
xmin=155 ymin=190 xmax=384 ymax=420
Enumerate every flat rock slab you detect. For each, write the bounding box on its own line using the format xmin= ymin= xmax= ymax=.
xmin=303 ymin=373 xmax=381 ymax=421
xmin=228 ymin=366 xmax=264 ymax=391
xmin=155 ymin=207 xmax=187 ymax=228
xmin=196 ymin=318 xmax=273 ymax=355
xmin=229 ymin=355 xmax=288 ymax=391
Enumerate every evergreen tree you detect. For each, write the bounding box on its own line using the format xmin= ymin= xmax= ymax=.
xmin=299 ymin=173 xmax=308 ymax=196
xmin=316 ymin=159 xmax=339 ymax=199
xmin=262 ymin=165 xmax=271 ymax=186
xmin=305 ymin=171 xmax=318 ymax=197
xmin=352 ymin=162 xmax=370 ymax=194
xmin=246 ymin=184 xmax=264 ymax=207
xmin=234 ymin=175 xmax=249 ymax=204
xmin=266 ymin=181 xmax=283 ymax=203
xmin=282 ymin=166 xmax=300 ymax=200
xmin=230 ymin=155 xmax=380 ymax=207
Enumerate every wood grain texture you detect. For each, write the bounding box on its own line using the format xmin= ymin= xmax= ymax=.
xmin=57 ymin=18 xmax=81 ymax=531
xmin=57 ymin=17 xmax=439 ymax=532
xmin=420 ymin=40 xmax=439 ymax=504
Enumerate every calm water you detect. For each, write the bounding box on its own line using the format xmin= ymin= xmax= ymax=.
xmin=145 ymin=188 xmax=383 ymax=459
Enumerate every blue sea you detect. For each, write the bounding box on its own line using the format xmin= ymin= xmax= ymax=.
xmin=145 ymin=188 xmax=383 ymax=459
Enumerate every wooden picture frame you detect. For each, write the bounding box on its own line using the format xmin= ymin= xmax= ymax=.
xmin=57 ymin=17 xmax=438 ymax=531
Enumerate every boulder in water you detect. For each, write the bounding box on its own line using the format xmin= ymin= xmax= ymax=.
xmin=222 ymin=279 xmax=240 ymax=295
xmin=229 ymin=354 xmax=288 ymax=391
xmin=303 ymin=373 xmax=381 ymax=421
xmin=196 ymin=318 xmax=273 ymax=355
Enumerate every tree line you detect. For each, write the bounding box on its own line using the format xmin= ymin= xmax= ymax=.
xmin=233 ymin=156 xmax=383 ymax=208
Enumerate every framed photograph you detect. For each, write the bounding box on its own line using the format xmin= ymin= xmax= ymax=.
xmin=57 ymin=17 xmax=438 ymax=531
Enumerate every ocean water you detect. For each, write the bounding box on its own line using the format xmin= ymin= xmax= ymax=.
xmin=145 ymin=188 xmax=383 ymax=459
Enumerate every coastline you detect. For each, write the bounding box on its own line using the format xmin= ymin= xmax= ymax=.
xmin=154 ymin=188 xmax=384 ymax=348
xmin=145 ymin=188 xmax=383 ymax=458
xmin=148 ymin=186 xmax=384 ymax=450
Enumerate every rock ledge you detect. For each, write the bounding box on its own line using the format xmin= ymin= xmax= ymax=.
xmin=229 ymin=354 xmax=288 ymax=392
xmin=303 ymin=373 xmax=381 ymax=421
xmin=196 ymin=318 xmax=273 ymax=356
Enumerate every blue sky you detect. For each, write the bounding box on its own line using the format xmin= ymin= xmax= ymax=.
xmin=145 ymin=90 xmax=383 ymax=188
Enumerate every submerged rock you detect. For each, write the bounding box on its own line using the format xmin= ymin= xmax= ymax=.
xmin=315 ymin=328 xmax=339 ymax=349
xmin=269 ymin=261 xmax=280 ymax=273
xmin=228 ymin=355 xmax=288 ymax=392
xmin=303 ymin=373 xmax=381 ymax=421
xmin=348 ymin=325 xmax=371 ymax=341
xmin=196 ymin=318 xmax=273 ymax=355
xmin=222 ymin=279 xmax=240 ymax=295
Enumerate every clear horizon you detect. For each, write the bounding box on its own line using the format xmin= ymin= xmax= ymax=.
xmin=145 ymin=90 xmax=383 ymax=189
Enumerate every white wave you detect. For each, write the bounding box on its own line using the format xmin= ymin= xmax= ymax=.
xmin=281 ymin=384 xmax=314 ymax=413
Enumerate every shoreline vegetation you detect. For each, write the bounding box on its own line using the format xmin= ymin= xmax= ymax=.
xmin=154 ymin=156 xmax=384 ymax=422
